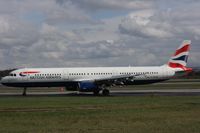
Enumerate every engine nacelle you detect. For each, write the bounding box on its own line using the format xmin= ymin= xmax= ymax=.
xmin=79 ymin=81 xmax=98 ymax=92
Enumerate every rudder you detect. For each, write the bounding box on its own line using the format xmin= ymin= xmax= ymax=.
xmin=168 ymin=40 xmax=191 ymax=71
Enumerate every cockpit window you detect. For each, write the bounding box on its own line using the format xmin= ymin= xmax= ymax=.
xmin=9 ymin=73 xmax=16 ymax=76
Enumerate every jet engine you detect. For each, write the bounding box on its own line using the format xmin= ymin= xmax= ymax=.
xmin=78 ymin=81 xmax=98 ymax=92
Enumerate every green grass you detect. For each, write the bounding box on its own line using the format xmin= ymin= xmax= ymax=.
xmin=0 ymin=96 xmax=200 ymax=133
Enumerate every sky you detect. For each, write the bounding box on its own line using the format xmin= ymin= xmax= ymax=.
xmin=0 ymin=0 xmax=199 ymax=69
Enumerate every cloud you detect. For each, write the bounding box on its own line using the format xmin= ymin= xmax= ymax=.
xmin=61 ymin=0 xmax=154 ymax=11
xmin=0 ymin=0 xmax=200 ymax=69
xmin=118 ymin=10 xmax=176 ymax=38
xmin=0 ymin=0 xmax=98 ymax=25
xmin=118 ymin=2 xmax=200 ymax=41
xmin=45 ymin=0 xmax=98 ymax=25
xmin=0 ymin=15 xmax=39 ymax=49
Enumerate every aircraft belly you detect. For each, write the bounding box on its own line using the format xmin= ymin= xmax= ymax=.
xmin=2 ymin=81 xmax=77 ymax=87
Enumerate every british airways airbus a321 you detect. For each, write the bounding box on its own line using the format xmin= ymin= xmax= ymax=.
xmin=1 ymin=40 xmax=192 ymax=96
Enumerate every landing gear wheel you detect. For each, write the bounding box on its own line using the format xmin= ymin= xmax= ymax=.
xmin=93 ymin=90 xmax=100 ymax=96
xmin=102 ymin=89 xmax=110 ymax=96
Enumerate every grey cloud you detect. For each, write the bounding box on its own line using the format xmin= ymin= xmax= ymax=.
xmin=0 ymin=16 xmax=39 ymax=49
xmin=0 ymin=0 xmax=200 ymax=69
xmin=118 ymin=10 xmax=175 ymax=39
xmin=0 ymin=0 xmax=99 ymax=25
xmin=58 ymin=0 xmax=154 ymax=11
xmin=118 ymin=2 xmax=200 ymax=41
xmin=45 ymin=1 xmax=98 ymax=25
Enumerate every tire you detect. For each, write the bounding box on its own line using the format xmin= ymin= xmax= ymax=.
xmin=102 ymin=89 xmax=110 ymax=96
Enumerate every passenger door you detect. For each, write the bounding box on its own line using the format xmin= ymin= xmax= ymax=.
xmin=63 ymin=70 xmax=69 ymax=80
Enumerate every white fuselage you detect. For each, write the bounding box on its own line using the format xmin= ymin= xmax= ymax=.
xmin=1 ymin=65 xmax=175 ymax=88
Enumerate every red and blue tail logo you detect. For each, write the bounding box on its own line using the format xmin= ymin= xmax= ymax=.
xmin=168 ymin=40 xmax=192 ymax=71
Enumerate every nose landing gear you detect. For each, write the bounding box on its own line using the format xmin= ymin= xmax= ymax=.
xmin=22 ymin=87 xmax=27 ymax=96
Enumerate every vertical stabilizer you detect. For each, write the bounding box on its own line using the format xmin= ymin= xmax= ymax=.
xmin=168 ymin=40 xmax=192 ymax=71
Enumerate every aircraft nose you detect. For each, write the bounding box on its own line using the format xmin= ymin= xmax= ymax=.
xmin=1 ymin=76 xmax=16 ymax=87
xmin=1 ymin=76 xmax=9 ymax=85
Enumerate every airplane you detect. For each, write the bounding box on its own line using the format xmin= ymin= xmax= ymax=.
xmin=1 ymin=40 xmax=192 ymax=96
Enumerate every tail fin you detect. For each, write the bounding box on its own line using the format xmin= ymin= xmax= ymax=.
xmin=167 ymin=40 xmax=192 ymax=71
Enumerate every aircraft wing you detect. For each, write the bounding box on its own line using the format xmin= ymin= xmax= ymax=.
xmin=73 ymin=73 xmax=145 ymax=86
xmin=74 ymin=74 xmax=131 ymax=81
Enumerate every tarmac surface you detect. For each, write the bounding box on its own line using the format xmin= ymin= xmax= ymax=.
xmin=0 ymin=89 xmax=200 ymax=97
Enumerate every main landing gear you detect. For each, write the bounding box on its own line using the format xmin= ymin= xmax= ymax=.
xmin=22 ymin=87 xmax=27 ymax=96
xmin=102 ymin=89 xmax=110 ymax=96
xmin=93 ymin=88 xmax=110 ymax=96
